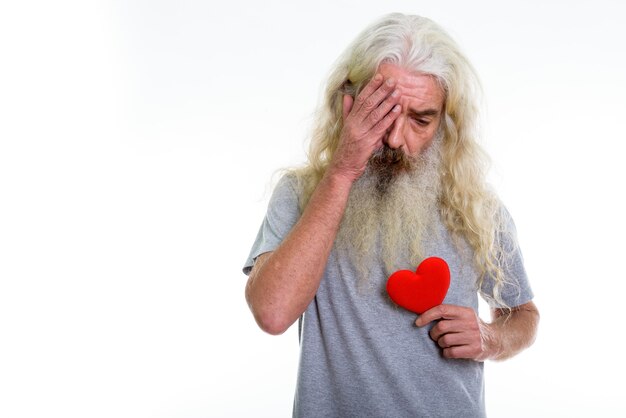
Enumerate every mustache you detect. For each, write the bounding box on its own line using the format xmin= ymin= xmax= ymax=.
xmin=369 ymin=145 xmax=411 ymax=170
xmin=368 ymin=145 xmax=412 ymax=196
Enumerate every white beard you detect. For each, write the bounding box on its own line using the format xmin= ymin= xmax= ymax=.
xmin=335 ymin=132 xmax=444 ymax=285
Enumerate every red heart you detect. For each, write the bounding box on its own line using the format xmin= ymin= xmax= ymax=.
xmin=386 ymin=257 xmax=450 ymax=314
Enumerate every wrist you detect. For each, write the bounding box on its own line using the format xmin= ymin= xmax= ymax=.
xmin=323 ymin=166 xmax=358 ymax=190
xmin=478 ymin=321 xmax=502 ymax=361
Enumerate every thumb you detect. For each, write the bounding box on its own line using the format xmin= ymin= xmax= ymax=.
xmin=342 ymin=94 xmax=354 ymax=121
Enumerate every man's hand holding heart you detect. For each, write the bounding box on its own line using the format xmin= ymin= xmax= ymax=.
xmin=415 ymin=304 xmax=499 ymax=362
xmin=384 ymin=257 xmax=531 ymax=362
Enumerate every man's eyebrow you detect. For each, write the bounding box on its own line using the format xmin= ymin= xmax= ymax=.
xmin=408 ymin=108 xmax=441 ymax=117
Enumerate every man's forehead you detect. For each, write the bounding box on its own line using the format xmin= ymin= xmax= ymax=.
xmin=377 ymin=63 xmax=445 ymax=111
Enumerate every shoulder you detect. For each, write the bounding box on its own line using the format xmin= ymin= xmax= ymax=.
xmin=495 ymin=203 xmax=521 ymax=238
xmin=269 ymin=171 xmax=300 ymax=206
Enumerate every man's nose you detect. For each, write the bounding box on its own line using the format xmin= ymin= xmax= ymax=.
xmin=384 ymin=117 xmax=404 ymax=149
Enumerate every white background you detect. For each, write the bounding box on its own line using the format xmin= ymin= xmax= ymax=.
xmin=1 ymin=1 xmax=625 ymax=417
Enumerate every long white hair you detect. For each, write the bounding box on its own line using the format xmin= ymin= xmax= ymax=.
xmin=291 ymin=13 xmax=517 ymax=308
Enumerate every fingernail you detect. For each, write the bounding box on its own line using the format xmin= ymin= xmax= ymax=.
xmin=374 ymin=73 xmax=382 ymax=82
xmin=391 ymin=89 xmax=400 ymax=97
xmin=386 ymin=78 xmax=395 ymax=86
xmin=392 ymin=104 xmax=401 ymax=112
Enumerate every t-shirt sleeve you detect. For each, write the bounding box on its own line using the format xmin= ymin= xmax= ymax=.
xmin=242 ymin=174 xmax=301 ymax=275
xmin=479 ymin=206 xmax=534 ymax=309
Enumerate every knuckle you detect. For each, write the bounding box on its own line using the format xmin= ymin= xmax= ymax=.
xmin=429 ymin=328 xmax=438 ymax=341
xmin=452 ymin=347 xmax=464 ymax=358
xmin=372 ymin=120 xmax=388 ymax=134
xmin=438 ymin=335 xmax=450 ymax=348
xmin=375 ymin=112 xmax=396 ymax=130
xmin=437 ymin=320 xmax=449 ymax=333
xmin=363 ymin=97 xmax=376 ymax=110
xmin=368 ymin=109 xmax=381 ymax=123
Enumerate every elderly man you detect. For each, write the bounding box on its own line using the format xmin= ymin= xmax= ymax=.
xmin=243 ymin=13 xmax=539 ymax=418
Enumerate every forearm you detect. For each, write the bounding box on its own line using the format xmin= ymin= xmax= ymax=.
xmin=482 ymin=302 xmax=540 ymax=361
xmin=245 ymin=170 xmax=353 ymax=335
xmin=246 ymin=74 xmax=400 ymax=335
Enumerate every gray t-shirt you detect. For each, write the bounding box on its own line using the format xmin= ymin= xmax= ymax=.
xmin=243 ymin=175 xmax=533 ymax=418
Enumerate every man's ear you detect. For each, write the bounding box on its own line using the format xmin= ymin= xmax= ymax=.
xmin=342 ymin=94 xmax=354 ymax=121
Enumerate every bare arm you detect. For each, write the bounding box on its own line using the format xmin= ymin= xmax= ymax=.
xmin=245 ymin=172 xmax=353 ymax=335
xmin=482 ymin=301 xmax=540 ymax=361
xmin=245 ymin=74 xmax=401 ymax=335
xmin=415 ymin=301 xmax=540 ymax=361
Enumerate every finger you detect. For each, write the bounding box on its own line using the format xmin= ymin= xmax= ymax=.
xmin=428 ymin=319 xmax=452 ymax=341
xmin=342 ymin=94 xmax=354 ymax=121
xmin=353 ymin=76 xmax=396 ymax=118
xmin=365 ymin=85 xmax=401 ymax=129
xmin=442 ymin=344 xmax=485 ymax=361
xmin=442 ymin=345 xmax=473 ymax=359
xmin=370 ymin=102 xmax=401 ymax=135
xmin=416 ymin=305 xmax=459 ymax=327
xmin=351 ymin=73 xmax=383 ymax=113
xmin=436 ymin=332 xmax=464 ymax=349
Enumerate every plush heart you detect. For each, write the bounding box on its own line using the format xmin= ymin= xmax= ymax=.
xmin=386 ymin=257 xmax=450 ymax=314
